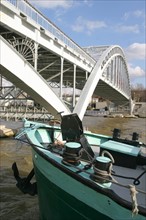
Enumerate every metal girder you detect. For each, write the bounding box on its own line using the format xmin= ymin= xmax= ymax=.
xmin=39 ymin=60 xmax=59 ymax=73
xmin=0 ymin=0 xmax=132 ymax=119
xmin=47 ymin=67 xmax=72 ymax=81
xmin=0 ymin=36 xmax=71 ymax=116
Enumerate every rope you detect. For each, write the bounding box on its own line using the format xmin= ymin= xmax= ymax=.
xmin=101 ymin=150 xmax=115 ymax=175
xmin=91 ymin=166 xmax=113 ymax=183
xmin=101 ymin=150 xmax=115 ymax=163
xmin=129 ymin=185 xmax=139 ymax=215
xmin=62 ymin=149 xmax=83 ymax=165
xmin=15 ymin=138 xmax=146 ymax=193
xmin=15 ymin=138 xmax=146 ymax=215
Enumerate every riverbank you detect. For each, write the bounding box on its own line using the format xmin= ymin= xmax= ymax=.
xmin=85 ymin=111 xmax=146 ymax=118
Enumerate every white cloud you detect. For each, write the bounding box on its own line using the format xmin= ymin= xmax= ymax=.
xmin=29 ymin=0 xmax=73 ymax=9
xmin=71 ymin=16 xmax=106 ymax=34
xmin=115 ymin=24 xmax=140 ymax=34
xmin=123 ymin=10 xmax=145 ymax=20
xmin=125 ymin=43 xmax=146 ymax=61
xmin=29 ymin=0 xmax=93 ymax=9
xmin=86 ymin=20 xmax=106 ymax=30
xmin=118 ymin=9 xmax=145 ymax=34
xmin=128 ymin=63 xmax=145 ymax=78
xmin=82 ymin=0 xmax=93 ymax=7
xmin=133 ymin=10 xmax=145 ymax=18
xmin=125 ymin=43 xmax=145 ymax=82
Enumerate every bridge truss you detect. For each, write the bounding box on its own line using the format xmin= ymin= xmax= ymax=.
xmin=0 ymin=0 xmax=132 ymax=120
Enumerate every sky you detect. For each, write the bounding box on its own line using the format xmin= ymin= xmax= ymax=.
xmin=27 ymin=0 xmax=145 ymax=88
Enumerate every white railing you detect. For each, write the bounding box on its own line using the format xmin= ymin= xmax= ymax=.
xmin=5 ymin=0 xmax=95 ymax=63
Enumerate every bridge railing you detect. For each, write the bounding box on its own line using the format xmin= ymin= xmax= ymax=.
xmin=5 ymin=0 xmax=95 ymax=64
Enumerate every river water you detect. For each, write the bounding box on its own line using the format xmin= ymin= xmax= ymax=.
xmin=0 ymin=116 xmax=146 ymax=219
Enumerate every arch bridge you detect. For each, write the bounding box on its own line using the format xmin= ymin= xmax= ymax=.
xmin=0 ymin=0 xmax=132 ymax=120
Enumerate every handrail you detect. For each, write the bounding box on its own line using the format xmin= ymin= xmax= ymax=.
xmin=5 ymin=0 xmax=95 ymax=63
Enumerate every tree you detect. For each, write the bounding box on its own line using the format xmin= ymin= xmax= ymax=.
xmin=131 ymin=83 xmax=146 ymax=102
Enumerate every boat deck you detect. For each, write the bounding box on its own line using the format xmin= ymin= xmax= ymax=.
xmin=91 ymin=144 xmax=146 ymax=209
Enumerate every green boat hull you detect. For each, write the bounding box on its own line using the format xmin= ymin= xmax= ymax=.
xmin=14 ymin=117 xmax=146 ymax=220
xmin=35 ymin=166 xmax=112 ymax=220
xmin=32 ymin=148 xmax=145 ymax=220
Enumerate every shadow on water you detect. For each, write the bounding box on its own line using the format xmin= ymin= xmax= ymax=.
xmin=0 ymin=117 xmax=145 ymax=219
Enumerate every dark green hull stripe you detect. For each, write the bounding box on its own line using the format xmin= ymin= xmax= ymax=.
xmin=35 ymin=165 xmax=113 ymax=220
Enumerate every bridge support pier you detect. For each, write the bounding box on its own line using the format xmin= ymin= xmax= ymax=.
xmin=130 ymin=99 xmax=135 ymax=115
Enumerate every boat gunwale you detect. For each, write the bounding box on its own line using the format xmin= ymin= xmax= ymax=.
xmin=28 ymin=133 xmax=146 ymax=217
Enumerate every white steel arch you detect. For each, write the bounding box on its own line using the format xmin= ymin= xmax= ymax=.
xmin=0 ymin=36 xmax=71 ymax=116
xmin=0 ymin=0 xmax=132 ymax=120
xmin=74 ymin=46 xmax=131 ymax=120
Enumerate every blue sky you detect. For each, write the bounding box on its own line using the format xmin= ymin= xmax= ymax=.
xmin=29 ymin=0 xmax=146 ymax=88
